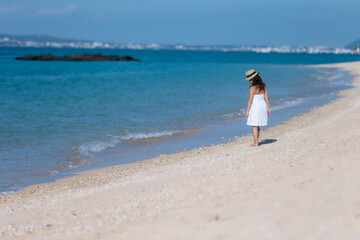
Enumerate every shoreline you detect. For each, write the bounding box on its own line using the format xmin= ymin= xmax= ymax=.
xmin=1 ymin=48 xmax=356 ymax=194
xmin=1 ymin=61 xmax=360 ymax=239
xmin=1 ymin=64 xmax=351 ymax=194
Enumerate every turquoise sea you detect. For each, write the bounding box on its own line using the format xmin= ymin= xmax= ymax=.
xmin=1 ymin=47 xmax=359 ymax=193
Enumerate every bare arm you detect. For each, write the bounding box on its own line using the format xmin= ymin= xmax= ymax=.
xmin=264 ymin=87 xmax=270 ymax=115
xmin=246 ymin=86 xmax=255 ymax=118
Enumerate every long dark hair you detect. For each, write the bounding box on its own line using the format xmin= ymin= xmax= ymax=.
xmin=250 ymin=75 xmax=266 ymax=92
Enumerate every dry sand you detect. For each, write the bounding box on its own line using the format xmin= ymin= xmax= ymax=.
xmin=1 ymin=61 xmax=360 ymax=240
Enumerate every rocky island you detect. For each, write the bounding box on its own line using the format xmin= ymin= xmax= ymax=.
xmin=15 ymin=53 xmax=140 ymax=62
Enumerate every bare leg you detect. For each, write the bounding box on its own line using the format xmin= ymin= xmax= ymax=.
xmin=250 ymin=126 xmax=259 ymax=147
xmin=258 ymin=126 xmax=260 ymax=139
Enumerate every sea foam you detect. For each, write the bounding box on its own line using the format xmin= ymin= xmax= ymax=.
xmin=271 ymin=98 xmax=306 ymax=111
xmin=77 ymin=130 xmax=184 ymax=157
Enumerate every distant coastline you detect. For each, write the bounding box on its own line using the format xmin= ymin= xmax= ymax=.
xmin=1 ymin=33 xmax=359 ymax=54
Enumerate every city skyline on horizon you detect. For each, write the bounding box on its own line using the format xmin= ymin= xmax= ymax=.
xmin=0 ymin=33 xmax=358 ymax=49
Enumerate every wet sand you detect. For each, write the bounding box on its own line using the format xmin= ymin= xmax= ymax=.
xmin=1 ymin=61 xmax=360 ymax=239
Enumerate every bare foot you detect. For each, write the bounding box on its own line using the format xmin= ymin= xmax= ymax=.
xmin=250 ymin=143 xmax=258 ymax=147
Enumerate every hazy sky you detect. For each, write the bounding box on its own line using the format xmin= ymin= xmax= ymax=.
xmin=0 ymin=0 xmax=359 ymax=47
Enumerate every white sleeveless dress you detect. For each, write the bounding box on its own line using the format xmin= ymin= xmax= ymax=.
xmin=246 ymin=94 xmax=268 ymax=126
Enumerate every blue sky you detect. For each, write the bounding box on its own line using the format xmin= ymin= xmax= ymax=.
xmin=0 ymin=0 xmax=359 ymax=47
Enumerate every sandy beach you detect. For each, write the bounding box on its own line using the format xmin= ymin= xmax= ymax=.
xmin=1 ymin=61 xmax=360 ymax=239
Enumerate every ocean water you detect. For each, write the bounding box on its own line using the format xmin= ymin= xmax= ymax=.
xmin=1 ymin=47 xmax=359 ymax=193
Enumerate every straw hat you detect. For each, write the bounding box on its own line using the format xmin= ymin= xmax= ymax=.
xmin=245 ymin=69 xmax=259 ymax=81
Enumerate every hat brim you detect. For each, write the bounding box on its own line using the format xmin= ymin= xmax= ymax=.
xmin=246 ymin=72 xmax=260 ymax=81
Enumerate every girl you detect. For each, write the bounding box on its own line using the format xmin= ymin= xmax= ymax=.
xmin=245 ymin=69 xmax=270 ymax=147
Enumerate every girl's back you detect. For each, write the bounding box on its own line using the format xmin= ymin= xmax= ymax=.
xmin=251 ymin=85 xmax=266 ymax=95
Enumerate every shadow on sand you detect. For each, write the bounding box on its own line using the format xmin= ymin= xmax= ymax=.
xmin=258 ymin=139 xmax=277 ymax=146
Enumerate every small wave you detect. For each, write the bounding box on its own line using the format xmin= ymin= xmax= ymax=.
xmin=1 ymin=191 xmax=15 ymax=195
xmin=221 ymin=109 xmax=246 ymax=119
xmin=119 ymin=130 xmax=183 ymax=141
xmin=271 ymin=98 xmax=306 ymax=111
xmin=328 ymin=74 xmax=353 ymax=87
xmin=49 ymin=157 xmax=95 ymax=177
xmin=50 ymin=170 xmax=59 ymax=176
xmin=76 ymin=130 xmax=186 ymax=157
xmin=314 ymin=68 xmax=351 ymax=82
xmin=77 ymin=136 xmax=121 ymax=156
xmin=319 ymin=72 xmax=345 ymax=82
